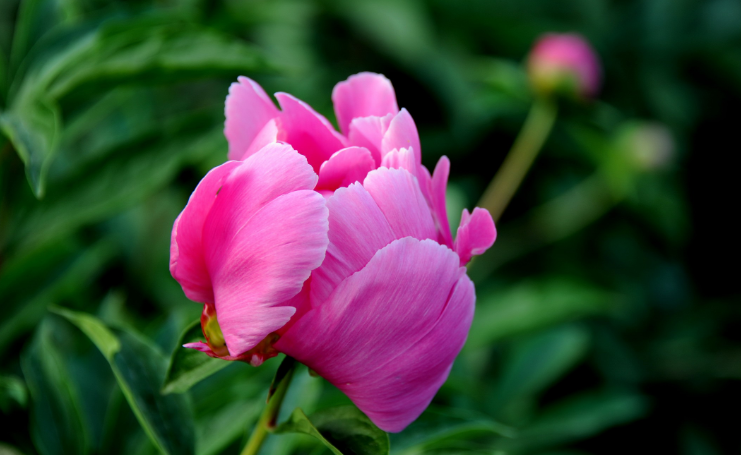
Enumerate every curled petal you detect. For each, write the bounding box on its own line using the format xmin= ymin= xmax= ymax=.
xmin=316 ymin=146 xmax=376 ymax=192
xmin=381 ymin=109 xmax=421 ymax=166
xmin=170 ymin=161 xmax=241 ymax=303
xmin=332 ymin=72 xmax=399 ymax=136
xmin=347 ymin=114 xmax=393 ymax=165
xmin=225 ymin=76 xmax=280 ymax=161
xmin=455 ymin=208 xmax=496 ymax=265
xmin=275 ymin=92 xmax=347 ymax=172
xmin=429 ymin=156 xmax=453 ymax=248
xmin=277 ymin=238 xmax=475 ymax=432
xmin=380 ymin=147 xmax=416 ymax=175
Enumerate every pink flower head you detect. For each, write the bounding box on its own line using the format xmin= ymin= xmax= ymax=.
xmin=169 ymin=143 xmax=329 ymax=366
xmin=172 ymin=73 xmax=497 ymax=432
xmin=527 ymin=33 xmax=601 ymax=99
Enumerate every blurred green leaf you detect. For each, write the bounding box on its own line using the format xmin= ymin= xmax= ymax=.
xmin=466 ymin=279 xmax=613 ymax=350
xmin=21 ymin=318 xmax=90 ymax=455
xmin=488 ymin=325 xmax=590 ymax=418
xmin=0 ymin=374 xmax=28 ymax=412
xmin=391 ymin=407 xmax=515 ymax=455
xmin=53 ymin=307 xmax=196 ymax=455
xmin=162 ymin=319 xmax=229 ymax=395
xmin=275 ymin=405 xmax=390 ymax=455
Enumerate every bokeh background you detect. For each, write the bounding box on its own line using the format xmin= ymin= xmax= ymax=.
xmin=1 ymin=0 xmax=739 ymax=453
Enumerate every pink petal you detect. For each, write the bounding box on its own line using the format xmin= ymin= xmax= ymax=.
xmin=240 ymin=118 xmax=279 ymax=161
xmin=316 ymin=146 xmax=376 ymax=192
xmin=363 ymin=167 xmax=437 ymax=243
xmin=207 ymin=190 xmax=328 ymax=357
xmin=225 ymin=76 xmax=280 ymax=161
xmin=347 ymin=114 xmax=393 ymax=165
xmin=381 ymin=109 xmax=421 ymax=166
xmin=429 ymin=156 xmax=454 ymax=248
xmin=276 ymin=237 xmax=475 ymax=432
xmin=454 ymin=207 xmax=497 ymax=265
xmin=332 ymin=72 xmax=399 ymax=136
xmin=170 ymin=161 xmax=241 ymax=303
xmin=275 ymin=92 xmax=347 ymax=173
xmin=380 ymin=147 xmax=416 ymax=174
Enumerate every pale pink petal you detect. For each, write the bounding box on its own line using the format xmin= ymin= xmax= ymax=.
xmin=276 ymin=238 xmax=475 ymax=432
xmin=347 ymin=114 xmax=393 ymax=165
xmin=225 ymin=76 xmax=280 ymax=161
xmin=275 ymin=93 xmax=347 ymax=172
xmin=207 ymin=190 xmax=329 ymax=356
xmin=316 ymin=146 xmax=376 ymax=192
xmin=332 ymin=72 xmax=399 ymax=136
xmin=380 ymin=147 xmax=416 ymax=174
xmin=429 ymin=156 xmax=454 ymax=248
xmin=170 ymin=161 xmax=241 ymax=303
xmin=309 ymin=182 xmax=397 ymax=307
xmin=381 ymin=109 xmax=421 ymax=166
xmin=240 ymin=118 xmax=279 ymax=160
xmin=455 ymin=207 xmax=496 ymax=265
xmin=363 ymin=167 xmax=437 ymax=243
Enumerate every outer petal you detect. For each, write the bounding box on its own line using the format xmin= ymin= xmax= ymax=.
xmin=275 ymin=92 xmax=347 ymax=173
xmin=347 ymin=114 xmax=393 ymax=165
xmin=207 ymin=190 xmax=329 ymax=357
xmin=332 ymin=72 xmax=399 ymax=136
xmin=429 ymin=156 xmax=454 ymax=248
xmin=381 ymin=109 xmax=421 ymax=166
xmin=276 ymin=238 xmax=475 ymax=432
xmin=455 ymin=208 xmax=497 ymax=265
xmin=225 ymin=76 xmax=280 ymax=160
xmin=316 ymin=146 xmax=376 ymax=192
xmin=170 ymin=161 xmax=241 ymax=303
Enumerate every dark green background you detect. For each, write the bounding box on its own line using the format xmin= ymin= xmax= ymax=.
xmin=1 ymin=0 xmax=739 ymax=453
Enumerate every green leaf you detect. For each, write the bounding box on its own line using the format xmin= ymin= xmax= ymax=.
xmin=162 ymin=319 xmax=229 ymax=394
xmin=21 ymin=318 xmax=90 ymax=455
xmin=54 ymin=307 xmax=196 ymax=455
xmin=275 ymin=405 xmax=390 ymax=455
xmin=466 ymin=279 xmax=614 ymax=350
xmin=0 ymin=374 xmax=28 ymax=412
xmin=0 ymin=95 xmax=60 ymax=197
xmin=391 ymin=407 xmax=515 ymax=455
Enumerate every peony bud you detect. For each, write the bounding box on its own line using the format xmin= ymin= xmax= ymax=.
xmin=527 ymin=33 xmax=601 ymax=99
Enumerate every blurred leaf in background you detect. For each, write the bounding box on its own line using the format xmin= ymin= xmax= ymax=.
xmin=1 ymin=0 xmax=739 ymax=454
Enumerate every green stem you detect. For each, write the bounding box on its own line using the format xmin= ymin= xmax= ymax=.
xmin=240 ymin=357 xmax=297 ymax=455
xmin=477 ymin=97 xmax=558 ymax=221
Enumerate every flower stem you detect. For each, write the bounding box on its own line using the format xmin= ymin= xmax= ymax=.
xmin=477 ymin=97 xmax=558 ymax=221
xmin=240 ymin=356 xmax=297 ymax=455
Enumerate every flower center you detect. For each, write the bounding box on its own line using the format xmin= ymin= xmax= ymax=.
xmin=201 ymin=302 xmax=230 ymax=357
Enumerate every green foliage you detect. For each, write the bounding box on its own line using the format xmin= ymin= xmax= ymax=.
xmin=162 ymin=319 xmax=228 ymax=395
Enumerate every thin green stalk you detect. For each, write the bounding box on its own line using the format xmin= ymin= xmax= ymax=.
xmin=240 ymin=357 xmax=297 ymax=455
xmin=477 ymin=97 xmax=558 ymax=221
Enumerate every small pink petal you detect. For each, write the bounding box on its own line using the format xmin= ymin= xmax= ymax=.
xmin=316 ymin=147 xmax=376 ymax=192
xmin=240 ymin=118 xmax=279 ymax=161
xmin=275 ymin=92 xmax=347 ymax=173
xmin=381 ymin=109 xmax=421 ymax=166
xmin=380 ymin=147 xmax=416 ymax=175
xmin=429 ymin=156 xmax=453 ymax=248
xmin=455 ymin=207 xmax=496 ymax=265
xmin=225 ymin=76 xmax=280 ymax=161
xmin=332 ymin=72 xmax=399 ymax=136
xmin=347 ymin=114 xmax=393 ymax=165
xmin=170 ymin=161 xmax=241 ymax=303
xmin=276 ymin=237 xmax=475 ymax=433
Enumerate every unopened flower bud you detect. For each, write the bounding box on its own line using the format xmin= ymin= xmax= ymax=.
xmin=527 ymin=33 xmax=601 ymax=99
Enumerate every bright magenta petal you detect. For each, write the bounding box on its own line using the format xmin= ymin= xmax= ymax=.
xmin=380 ymin=147 xmax=416 ymax=174
xmin=207 ymin=190 xmax=328 ymax=357
xmin=275 ymin=92 xmax=347 ymax=173
xmin=170 ymin=161 xmax=241 ymax=303
xmin=429 ymin=156 xmax=454 ymax=248
xmin=276 ymin=238 xmax=475 ymax=432
xmin=381 ymin=109 xmax=421 ymax=166
xmin=362 ymin=167 xmax=437 ymax=242
xmin=347 ymin=114 xmax=393 ymax=165
xmin=225 ymin=76 xmax=280 ymax=161
xmin=316 ymin=146 xmax=376 ymax=192
xmin=455 ymin=207 xmax=496 ymax=265
xmin=332 ymin=72 xmax=399 ymax=136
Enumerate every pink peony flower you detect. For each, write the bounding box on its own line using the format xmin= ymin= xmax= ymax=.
xmin=171 ymin=73 xmax=497 ymax=432
xmin=527 ymin=33 xmax=601 ymax=99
